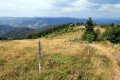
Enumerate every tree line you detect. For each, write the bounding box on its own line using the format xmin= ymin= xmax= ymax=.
xmin=82 ymin=17 xmax=120 ymax=43
xmin=24 ymin=22 xmax=83 ymax=39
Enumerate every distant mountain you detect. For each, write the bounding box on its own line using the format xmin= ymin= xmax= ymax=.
xmin=2 ymin=28 xmax=36 ymax=38
xmin=0 ymin=17 xmax=119 ymax=38
xmin=0 ymin=17 xmax=119 ymax=29
xmin=0 ymin=25 xmax=17 ymax=35
xmin=94 ymin=19 xmax=120 ymax=24
xmin=0 ymin=17 xmax=87 ymax=29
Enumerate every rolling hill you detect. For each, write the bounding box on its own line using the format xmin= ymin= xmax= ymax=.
xmin=0 ymin=17 xmax=87 ymax=29
xmin=2 ymin=28 xmax=36 ymax=38
xmin=0 ymin=25 xmax=120 ymax=80
xmin=0 ymin=17 xmax=119 ymax=29
xmin=0 ymin=25 xmax=17 ymax=35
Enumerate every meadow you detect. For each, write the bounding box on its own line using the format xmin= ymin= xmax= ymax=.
xmin=0 ymin=26 xmax=120 ymax=80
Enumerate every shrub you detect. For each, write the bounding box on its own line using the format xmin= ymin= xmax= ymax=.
xmin=81 ymin=32 xmax=87 ymax=40
xmin=87 ymin=33 xmax=95 ymax=43
xmin=94 ymin=29 xmax=100 ymax=41
xmin=111 ymin=23 xmax=114 ymax=27
xmin=107 ymin=25 xmax=120 ymax=43
xmin=76 ymin=22 xmax=80 ymax=26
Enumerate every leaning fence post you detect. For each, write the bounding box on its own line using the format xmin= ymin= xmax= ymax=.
xmin=38 ymin=39 xmax=42 ymax=73
xmin=87 ymin=41 xmax=90 ymax=55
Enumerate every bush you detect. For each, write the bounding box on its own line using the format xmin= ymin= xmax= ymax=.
xmin=81 ymin=32 xmax=87 ymax=40
xmin=107 ymin=25 xmax=120 ymax=43
xmin=87 ymin=33 xmax=95 ymax=43
xmin=94 ymin=29 xmax=100 ymax=41
xmin=111 ymin=23 xmax=114 ymax=27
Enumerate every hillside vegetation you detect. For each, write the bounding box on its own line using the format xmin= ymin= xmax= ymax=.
xmin=0 ymin=25 xmax=120 ymax=80
xmin=2 ymin=28 xmax=36 ymax=38
xmin=0 ymin=25 xmax=17 ymax=35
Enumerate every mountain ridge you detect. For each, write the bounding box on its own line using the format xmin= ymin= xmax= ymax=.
xmin=0 ymin=17 xmax=119 ymax=29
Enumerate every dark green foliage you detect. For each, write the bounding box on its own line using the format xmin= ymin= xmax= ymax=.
xmin=81 ymin=22 xmax=83 ymax=25
xmin=96 ymin=30 xmax=108 ymax=41
xmin=76 ymin=22 xmax=80 ymax=26
xmin=111 ymin=23 xmax=114 ymax=27
xmin=2 ymin=28 xmax=36 ymax=38
xmin=87 ymin=33 xmax=95 ymax=43
xmin=0 ymin=25 xmax=17 ymax=35
xmin=82 ymin=17 xmax=96 ymax=43
xmin=99 ymin=24 xmax=111 ymax=29
xmin=85 ymin=17 xmax=94 ymax=34
xmin=81 ymin=32 xmax=87 ymax=40
xmin=107 ymin=25 xmax=120 ymax=43
xmin=94 ymin=29 xmax=100 ymax=41
xmin=25 ymin=23 xmax=75 ymax=39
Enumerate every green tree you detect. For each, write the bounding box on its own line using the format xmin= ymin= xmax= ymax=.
xmin=85 ymin=17 xmax=94 ymax=34
xmin=76 ymin=22 xmax=80 ymax=26
xmin=111 ymin=23 xmax=114 ymax=27
xmin=87 ymin=33 xmax=95 ymax=43
xmin=107 ymin=24 xmax=120 ymax=43
xmin=81 ymin=22 xmax=83 ymax=25
xmin=82 ymin=17 xmax=95 ymax=42
xmin=94 ymin=29 xmax=100 ymax=40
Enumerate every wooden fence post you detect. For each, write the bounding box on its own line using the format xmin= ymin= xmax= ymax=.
xmin=87 ymin=41 xmax=90 ymax=55
xmin=38 ymin=39 xmax=42 ymax=73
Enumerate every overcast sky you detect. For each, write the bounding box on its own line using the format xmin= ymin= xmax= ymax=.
xmin=0 ymin=0 xmax=120 ymax=18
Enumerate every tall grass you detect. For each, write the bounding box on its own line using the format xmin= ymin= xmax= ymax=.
xmin=0 ymin=38 xmax=115 ymax=80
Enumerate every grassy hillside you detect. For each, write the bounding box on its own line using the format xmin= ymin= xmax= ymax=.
xmin=2 ymin=28 xmax=36 ymax=38
xmin=0 ymin=26 xmax=120 ymax=80
xmin=0 ymin=25 xmax=17 ymax=35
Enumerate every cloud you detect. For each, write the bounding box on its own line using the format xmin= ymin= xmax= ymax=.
xmin=99 ymin=4 xmax=120 ymax=12
xmin=62 ymin=0 xmax=99 ymax=12
xmin=0 ymin=0 xmax=119 ymax=18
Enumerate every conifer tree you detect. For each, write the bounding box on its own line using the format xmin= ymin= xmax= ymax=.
xmin=85 ymin=17 xmax=94 ymax=34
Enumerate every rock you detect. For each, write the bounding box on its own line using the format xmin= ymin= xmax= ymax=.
xmin=113 ymin=45 xmax=118 ymax=48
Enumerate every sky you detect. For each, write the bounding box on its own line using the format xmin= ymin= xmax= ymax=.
xmin=0 ymin=0 xmax=120 ymax=19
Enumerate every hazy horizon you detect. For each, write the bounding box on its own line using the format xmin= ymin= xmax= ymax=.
xmin=0 ymin=16 xmax=119 ymax=20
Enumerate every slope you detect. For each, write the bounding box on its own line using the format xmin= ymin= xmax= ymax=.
xmin=2 ymin=28 xmax=36 ymax=38
xmin=0 ymin=26 xmax=120 ymax=80
xmin=0 ymin=25 xmax=17 ymax=35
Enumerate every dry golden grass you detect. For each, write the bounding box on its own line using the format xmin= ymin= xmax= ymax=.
xmin=0 ymin=27 xmax=120 ymax=80
xmin=94 ymin=26 xmax=106 ymax=33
